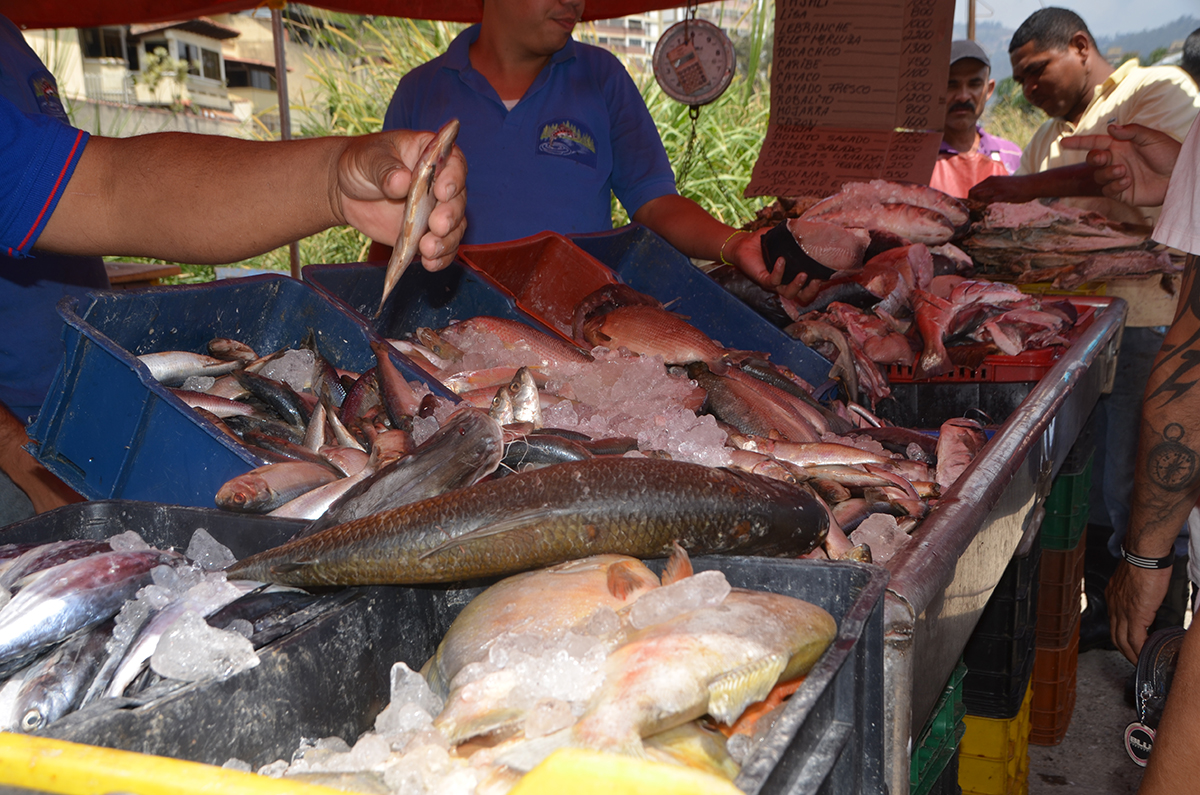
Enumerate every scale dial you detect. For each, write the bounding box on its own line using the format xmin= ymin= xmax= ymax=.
xmin=652 ymin=18 xmax=736 ymax=107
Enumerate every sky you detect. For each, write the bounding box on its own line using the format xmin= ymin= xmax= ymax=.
xmin=953 ymin=0 xmax=1197 ymax=39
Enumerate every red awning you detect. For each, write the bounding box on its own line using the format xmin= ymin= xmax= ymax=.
xmin=0 ymin=0 xmax=682 ymax=29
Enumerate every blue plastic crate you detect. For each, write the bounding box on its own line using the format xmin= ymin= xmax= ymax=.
xmin=306 ymin=225 xmax=833 ymax=386
xmin=302 ymin=259 xmax=565 ymax=343
xmin=26 ymin=274 xmax=455 ymax=508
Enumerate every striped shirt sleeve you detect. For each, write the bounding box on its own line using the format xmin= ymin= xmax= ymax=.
xmin=0 ymin=95 xmax=89 ymax=257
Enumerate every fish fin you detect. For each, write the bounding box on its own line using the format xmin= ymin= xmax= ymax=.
xmin=607 ymin=560 xmax=649 ymax=601
xmin=660 ymin=541 xmax=693 ymax=585
xmin=493 ymin=728 xmax=575 ymax=773
xmin=707 ymin=653 xmax=789 ymax=725
xmin=269 ymin=561 xmax=316 ymax=576
xmin=416 ymin=511 xmax=561 ymax=561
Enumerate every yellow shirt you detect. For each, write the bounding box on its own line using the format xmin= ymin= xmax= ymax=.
xmin=1016 ymin=60 xmax=1200 ymax=224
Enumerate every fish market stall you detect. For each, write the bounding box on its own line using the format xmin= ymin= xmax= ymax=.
xmin=880 ymin=295 xmax=1125 ymax=794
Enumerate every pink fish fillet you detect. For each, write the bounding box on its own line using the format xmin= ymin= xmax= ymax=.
xmin=912 ymin=290 xmax=954 ymax=379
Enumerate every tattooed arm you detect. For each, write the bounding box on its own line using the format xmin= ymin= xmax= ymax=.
xmin=1109 ymin=254 xmax=1200 ymax=663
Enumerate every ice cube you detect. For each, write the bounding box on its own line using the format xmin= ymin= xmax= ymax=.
xmin=151 ymin=563 xmax=202 ymax=595
xmin=849 ymin=513 xmax=911 ymax=565
xmin=224 ymin=618 xmax=253 ymax=639
xmin=107 ymin=531 xmax=149 ymax=551
xmin=316 ymin=735 xmax=352 ymax=753
xmin=389 ymin=661 xmax=444 ymax=717
xmin=726 ymin=733 xmax=756 ymax=766
xmin=257 ymin=760 xmax=289 ymax=777
xmin=259 ymin=349 xmax=315 ymax=393
xmin=375 ymin=701 xmax=433 ymax=737
xmin=344 ymin=733 xmax=390 ymax=770
xmin=580 ymin=606 xmax=619 ymax=637
xmin=182 ymin=375 xmax=216 ymax=393
xmin=150 ymin=611 xmax=259 ymax=682
xmin=221 ymin=758 xmax=252 ymax=772
xmin=186 ymin=529 xmax=237 ymax=572
xmin=628 ymin=570 xmax=731 ymax=629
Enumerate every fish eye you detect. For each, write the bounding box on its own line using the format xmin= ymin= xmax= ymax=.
xmin=21 ymin=709 xmax=44 ymax=731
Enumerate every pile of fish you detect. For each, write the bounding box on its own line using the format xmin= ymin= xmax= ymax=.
xmin=210 ymin=282 xmax=996 ymax=580
xmin=958 ymin=200 xmax=1181 ymax=288
xmin=0 ymin=530 xmax=322 ymax=733
xmin=244 ymin=549 xmax=838 ymax=794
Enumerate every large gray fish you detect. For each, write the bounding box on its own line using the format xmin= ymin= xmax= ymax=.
xmin=137 ymin=351 xmax=241 ymax=386
xmin=0 ymin=550 xmax=175 ymax=665
xmin=0 ymin=539 xmax=112 ymax=595
xmin=297 ymin=406 xmax=504 ymax=537
xmin=226 ymin=458 xmax=829 ymax=586
xmin=13 ymin=619 xmax=114 ymax=732
xmin=379 ymin=118 xmax=460 ymax=315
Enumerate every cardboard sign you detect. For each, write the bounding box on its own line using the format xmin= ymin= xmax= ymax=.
xmin=746 ymin=0 xmax=954 ymax=198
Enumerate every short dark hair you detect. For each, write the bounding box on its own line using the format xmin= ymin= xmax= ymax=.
xmin=1184 ymin=28 xmax=1200 ymax=84
xmin=1009 ymin=8 xmax=1096 ymax=54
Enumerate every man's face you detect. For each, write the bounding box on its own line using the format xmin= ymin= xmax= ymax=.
xmin=1009 ymin=37 xmax=1090 ymax=120
xmin=944 ymin=59 xmax=994 ymax=135
xmin=491 ymin=0 xmax=584 ymax=57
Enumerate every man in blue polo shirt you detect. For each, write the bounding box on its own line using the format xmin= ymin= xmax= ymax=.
xmin=373 ymin=0 xmax=783 ymax=294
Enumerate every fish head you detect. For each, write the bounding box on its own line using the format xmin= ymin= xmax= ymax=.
xmin=489 ymin=385 xmax=515 ymax=424
xmin=507 ymin=367 xmax=542 ymax=427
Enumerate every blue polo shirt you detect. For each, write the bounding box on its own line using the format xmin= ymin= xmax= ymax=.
xmin=0 ymin=13 xmax=107 ymax=424
xmin=383 ymin=26 xmax=677 ymax=245
xmin=0 ymin=96 xmax=87 ymax=257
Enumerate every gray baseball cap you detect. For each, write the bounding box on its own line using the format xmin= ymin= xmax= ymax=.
xmin=950 ymin=39 xmax=991 ymax=69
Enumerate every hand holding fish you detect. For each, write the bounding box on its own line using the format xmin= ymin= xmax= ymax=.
xmin=335 ymin=126 xmax=467 ymax=273
xmin=1061 ymin=123 xmax=1182 ymax=209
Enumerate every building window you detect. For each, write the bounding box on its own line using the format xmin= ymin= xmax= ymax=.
xmin=227 ymin=63 xmax=276 ymax=91
xmin=80 ymin=27 xmax=125 ymax=60
xmin=628 ymin=19 xmax=643 ymax=31
xmin=598 ymin=36 xmax=608 ymax=44
xmin=179 ymin=42 xmax=222 ymax=81
xmin=629 ymin=38 xmax=642 ymax=48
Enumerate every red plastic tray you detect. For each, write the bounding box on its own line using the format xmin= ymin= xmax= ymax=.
xmin=887 ymin=297 xmax=1099 ymax=384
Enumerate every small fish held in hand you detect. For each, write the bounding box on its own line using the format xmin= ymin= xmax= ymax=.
xmin=379 ymin=118 xmax=461 ymax=316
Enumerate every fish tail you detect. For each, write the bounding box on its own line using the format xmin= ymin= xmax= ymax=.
xmin=706 ymin=653 xmax=789 ymax=725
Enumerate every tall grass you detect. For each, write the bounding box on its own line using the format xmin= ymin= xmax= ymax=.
xmin=984 ymin=76 xmax=1047 ymax=150
xmin=169 ymin=10 xmax=774 ymax=282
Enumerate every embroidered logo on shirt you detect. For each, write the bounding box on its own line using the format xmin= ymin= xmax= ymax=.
xmin=537 ymin=119 xmax=597 ymax=167
xmin=29 ymin=73 xmax=69 ymax=122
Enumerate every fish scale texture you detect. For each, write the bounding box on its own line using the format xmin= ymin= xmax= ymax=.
xmin=227 ymin=458 xmax=827 ymax=586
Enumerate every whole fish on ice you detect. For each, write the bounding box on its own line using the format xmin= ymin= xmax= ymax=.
xmin=226 ymin=458 xmax=829 ymax=586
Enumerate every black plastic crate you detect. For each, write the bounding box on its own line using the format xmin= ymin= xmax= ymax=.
xmin=973 ymin=543 xmax=1043 ymax=644
xmin=962 ymin=651 xmax=1036 ymax=721
xmin=876 ymin=382 xmax=1035 ymax=428
xmin=0 ymin=501 xmax=887 ymax=795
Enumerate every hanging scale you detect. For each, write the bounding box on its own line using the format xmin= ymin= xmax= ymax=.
xmin=652 ymin=1 xmax=736 ymax=189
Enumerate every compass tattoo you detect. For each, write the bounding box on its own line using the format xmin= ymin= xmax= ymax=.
xmin=1147 ymin=423 xmax=1200 ymax=492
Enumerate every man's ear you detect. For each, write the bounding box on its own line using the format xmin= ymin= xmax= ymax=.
xmin=1071 ymin=31 xmax=1092 ymax=61
xmin=984 ymin=78 xmax=996 ymax=104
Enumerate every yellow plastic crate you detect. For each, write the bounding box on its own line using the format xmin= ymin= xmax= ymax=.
xmin=960 ymin=681 xmax=1033 ymax=795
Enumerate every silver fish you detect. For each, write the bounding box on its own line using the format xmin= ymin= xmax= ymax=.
xmin=0 ymin=551 xmax=175 ymax=665
xmin=137 ymin=351 xmax=241 ymax=386
xmin=296 ymin=406 xmax=504 ymax=538
xmin=14 ymin=620 xmax=114 ymax=732
xmin=508 ymin=366 xmax=542 ymax=428
xmin=215 ymin=461 xmax=341 ymax=514
xmin=379 ymin=118 xmax=460 ymax=315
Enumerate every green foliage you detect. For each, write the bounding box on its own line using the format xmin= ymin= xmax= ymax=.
xmin=138 ymin=46 xmax=190 ymax=112
xmin=984 ymin=76 xmax=1047 ymax=149
xmin=1148 ymin=46 xmax=1170 ymax=64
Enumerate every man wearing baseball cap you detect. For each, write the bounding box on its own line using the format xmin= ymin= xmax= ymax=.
xmin=929 ymin=39 xmax=1022 ymax=198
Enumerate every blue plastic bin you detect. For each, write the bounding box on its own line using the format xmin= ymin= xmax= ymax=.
xmin=26 ymin=274 xmax=455 ymax=508
xmin=301 ymin=258 xmax=564 ymax=343
xmin=305 ymin=225 xmax=833 ymax=386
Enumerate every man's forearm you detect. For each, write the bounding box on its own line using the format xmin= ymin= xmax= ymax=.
xmin=1127 ymin=254 xmax=1200 ymax=556
xmin=0 ymin=402 xmax=81 ymax=513
xmin=39 ymin=134 xmax=348 ymax=264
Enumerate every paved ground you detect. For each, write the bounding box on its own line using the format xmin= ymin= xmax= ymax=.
xmin=1027 ymin=649 xmax=1145 ymax=795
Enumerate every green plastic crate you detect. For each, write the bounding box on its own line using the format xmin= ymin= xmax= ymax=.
xmin=913 ymin=661 xmax=968 ymax=795
xmin=1043 ymin=454 xmax=1093 ymax=518
xmin=1040 ymin=508 xmax=1087 ymax=551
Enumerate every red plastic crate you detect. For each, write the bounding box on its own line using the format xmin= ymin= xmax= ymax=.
xmin=887 ymin=299 xmax=1098 ymax=384
xmin=1029 ymin=622 xmax=1080 ymax=746
xmin=1035 ymin=530 xmax=1086 ymax=649
xmin=457 ymin=232 xmax=620 ymax=343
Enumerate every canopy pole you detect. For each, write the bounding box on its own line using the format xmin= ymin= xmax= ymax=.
xmin=271 ymin=6 xmax=301 ymax=280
